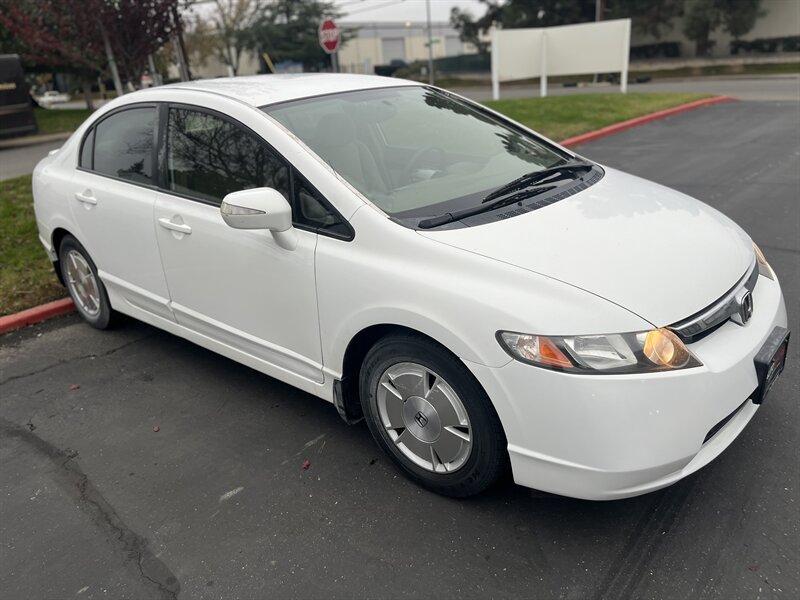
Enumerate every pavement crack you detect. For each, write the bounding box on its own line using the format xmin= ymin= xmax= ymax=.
xmin=0 ymin=334 xmax=153 ymax=387
xmin=0 ymin=417 xmax=180 ymax=599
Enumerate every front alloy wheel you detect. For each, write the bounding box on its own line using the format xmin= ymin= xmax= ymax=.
xmin=377 ymin=362 xmax=472 ymax=473
xmin=360 ymin=333 xmax=509 ymax=497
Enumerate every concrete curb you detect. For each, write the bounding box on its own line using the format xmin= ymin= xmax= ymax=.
xmin=0 ymin=131 xmax=72 ymax=150
xmin=560 ymin=95 xmax=735 ymax=147
xmin=0 ymin=298 xmax=75 ymax=334
xmin=0 ymin=94 xmax=736 ymax=336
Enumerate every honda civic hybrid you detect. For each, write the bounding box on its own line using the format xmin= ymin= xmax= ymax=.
xmin=32 ymin=74 xmax=789 ymax=499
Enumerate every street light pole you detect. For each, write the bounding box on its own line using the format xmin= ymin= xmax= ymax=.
xmin=172 ymin=3 xmax=192 ymax=81
xmin=425 ymin=0 xmax=434 ymax=85
xmin=592 ymin=0 xmax=605 ymax=84
xmin=98 ymin=19 xmax=124 ymax=96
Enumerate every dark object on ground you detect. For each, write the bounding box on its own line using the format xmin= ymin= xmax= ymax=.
xmin=374 ymin=60 xmax=407 ymax=77
xmin=630 ymin=41 xmax=681 ymax=60
xmin=0 ymin=54 xmax=37 ymax=139
xmin=563 ymin=81 xmax=578 ymax=87
xmin=636 ymin=76 xmax=652 ymax=84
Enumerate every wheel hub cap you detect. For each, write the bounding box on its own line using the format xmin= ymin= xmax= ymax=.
xmin=376 ymin=362 xmax=471 ymax=473
xmin=402 ymin=396 xmax=442 ymax=443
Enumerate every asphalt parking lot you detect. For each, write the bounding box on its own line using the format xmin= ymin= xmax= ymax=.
xmin=1 ymin=100 xmax=798 ymax=599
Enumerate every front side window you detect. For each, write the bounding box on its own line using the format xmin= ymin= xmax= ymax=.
xmin=264 ymin=86 xmax=571 ymax=225
xmin=92 ymin=107 xmax=155 ymax=184
xmin=292 ymin=173 xmax=350 ymax=238
xmin=167 ymin=107 xmax=289 ymax=205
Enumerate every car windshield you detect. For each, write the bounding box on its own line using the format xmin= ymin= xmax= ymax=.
xmin=263 ymin=86 xmax=570 ymax=222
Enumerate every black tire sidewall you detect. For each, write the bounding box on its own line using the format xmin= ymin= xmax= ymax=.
xmin=58 ymin=235 xmax=113 ymax=329
xmin=360 ymin=334 xmax=508 ymax=497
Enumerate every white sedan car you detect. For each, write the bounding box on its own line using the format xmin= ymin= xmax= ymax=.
xmin=32 ymin=75 xmax=789 ymax=499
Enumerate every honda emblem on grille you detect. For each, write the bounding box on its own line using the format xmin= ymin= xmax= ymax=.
xmin=731 ymin=289 xmax=754 ymax=325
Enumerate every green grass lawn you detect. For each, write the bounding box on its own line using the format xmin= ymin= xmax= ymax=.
xmin=2 ymin=92 xmax=710 ymax=316
xmin=486 ymin=92 xmax=709 ymax=141
xmin=1 ymin=175 xmax=65 ymax=315
xmin=34 ymin=107 xmax=93 ymax=135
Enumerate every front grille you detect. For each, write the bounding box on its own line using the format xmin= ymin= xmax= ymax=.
xmin=670 ymin=259 xmax=758 ymax=343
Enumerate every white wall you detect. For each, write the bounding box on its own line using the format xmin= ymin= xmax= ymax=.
xmin=337 ymin=21 xmax=475 ymax=73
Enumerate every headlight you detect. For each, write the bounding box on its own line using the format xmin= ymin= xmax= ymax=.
xmin=497 ymin=328 xmax=702 ymax=374
xmin=754 ymin=243 xmax=775 ymax=280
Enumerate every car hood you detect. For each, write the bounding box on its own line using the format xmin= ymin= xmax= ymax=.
xmin=418 ymin=167 xmax=754 ymax=327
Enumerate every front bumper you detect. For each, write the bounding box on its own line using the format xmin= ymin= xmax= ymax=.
xmin=468 ymin=274 xmax=788 ymax=500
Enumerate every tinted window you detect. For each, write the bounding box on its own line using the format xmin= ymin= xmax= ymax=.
xmin=93 ymin=107 xmax=154 ymax=184
xmin=80 ymin=127 xmax=94 ymax=169
xmin=293 ymin=174 xmax=350 ymax=237
xmin=167 ymin=107 xmax=288 ymax=205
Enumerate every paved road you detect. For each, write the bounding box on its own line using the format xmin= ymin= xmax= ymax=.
xmin=0 ymin=140 xmax=64 ymax=182
xmin=457 ymin=74 xmax=800 ymax=102
xmin=1 ymin=101 xmax=798 ymax=599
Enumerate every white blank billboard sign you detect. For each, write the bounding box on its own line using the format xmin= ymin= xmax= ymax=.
xmin=491 ymin=19 xmax=631 ymax=99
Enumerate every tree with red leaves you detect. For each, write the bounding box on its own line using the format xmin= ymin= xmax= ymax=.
xmin=0 ymin=0 xmax=179 ymax=107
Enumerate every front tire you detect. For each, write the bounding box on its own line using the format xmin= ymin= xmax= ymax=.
xmin=359 ymin=333 xmax=509 ymax=497
xmin=58 ymin=235 xmax=116 ymax=329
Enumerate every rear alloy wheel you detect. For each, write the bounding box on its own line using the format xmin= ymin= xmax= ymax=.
xmin=59 ymin=235 xmax=116 ymax=329
xmin=360 ymin=333 xmax=509 ymax=497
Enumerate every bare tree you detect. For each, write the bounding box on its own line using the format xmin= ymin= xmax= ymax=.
xmin=209 ymin=0 xmax=262 ymax=75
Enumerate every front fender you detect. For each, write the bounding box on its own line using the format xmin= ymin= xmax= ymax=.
xmin=316 ymin=207 xmax=651 ymax=377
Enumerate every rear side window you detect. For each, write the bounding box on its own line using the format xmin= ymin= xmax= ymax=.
xmin=79 ymin=127 xmax=94 ymax=169
xmin=166 ymin=107 xmax=289 ymax=205
xmin=92 ymin=107 xmax=155 ymax=184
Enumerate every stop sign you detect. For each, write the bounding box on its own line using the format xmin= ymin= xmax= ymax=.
xmin=318 ymin=19 xmax=340 ymax=54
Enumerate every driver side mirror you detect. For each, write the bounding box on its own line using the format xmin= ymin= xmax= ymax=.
xmin=220 ymin=187 xmax=292 ymax=232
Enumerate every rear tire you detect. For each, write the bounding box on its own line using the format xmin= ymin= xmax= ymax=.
xmin=359 ymin=332 xmax=509 ymax=497
xmin=58 ymin=235 xmax=116 ymax=330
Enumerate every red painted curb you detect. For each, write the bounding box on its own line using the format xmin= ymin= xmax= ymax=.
xmin=0 ymin=298 xmax=75 ymax=335
xmin=559 ymin=95 xmax=735 ymax=147
xmin=0 ymin=95 xmax=736 ymax=335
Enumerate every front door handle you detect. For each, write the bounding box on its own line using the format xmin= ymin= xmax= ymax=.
xmin=74 ymin=191 xmax=97 ymax=205
xmin=158 ymin=217 xmax=192 ymax=235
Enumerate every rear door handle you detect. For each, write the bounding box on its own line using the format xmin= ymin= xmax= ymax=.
xmin=158 ymin=217 xmax=192 ymax=235
xmin=74 ymin=191 xmax=97 ymax=205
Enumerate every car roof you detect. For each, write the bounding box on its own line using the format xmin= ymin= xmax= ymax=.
xmin=161 ymin=73 xmax=421 ymax=107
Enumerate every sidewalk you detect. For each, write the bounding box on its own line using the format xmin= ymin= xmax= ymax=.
xmin=0 ymin=137 xmax=67 ymax=181
xmin=0 ymin=131 xmax=71 ymax=151
xmin=456 ymin=73 xmax=800 ymax=103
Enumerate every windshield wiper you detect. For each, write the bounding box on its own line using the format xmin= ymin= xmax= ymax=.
xmin=481 ymin=159 xmax=594 ymax=204
xmin=417 ymin=158 xmax=594 ymax=230
xmin=417 ymin=184 xmax=555 ymax=229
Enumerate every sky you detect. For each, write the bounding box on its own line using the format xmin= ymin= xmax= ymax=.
xmin=334 ymin=0 xmax=487 ymax=23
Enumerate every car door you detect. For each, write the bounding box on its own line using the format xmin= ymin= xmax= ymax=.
xmin=153 ymin=104 xmax=325 ymax=383
xmin=70 ymin=104 xmax=173 ymax=321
